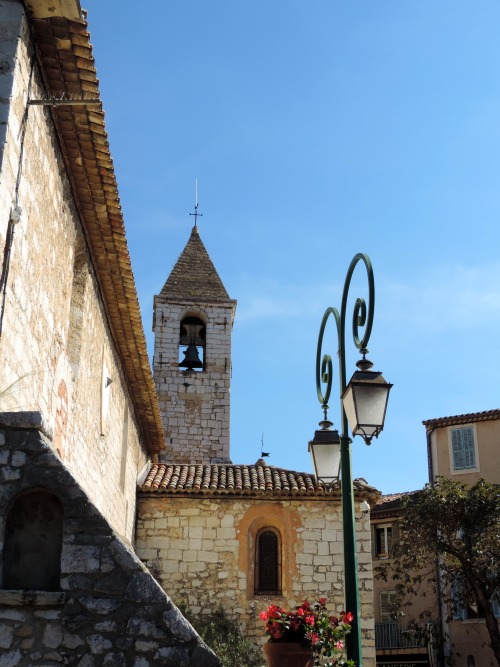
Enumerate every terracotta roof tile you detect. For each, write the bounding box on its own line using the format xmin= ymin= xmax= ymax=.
xmin=160 ymin=226 xmax=233 ymax=302
xmin=26 ymin=8 xmax=164 ymax=453
xmin=422 ymin=409 xmax=500 ymax=429
xmin=140 ymin=462 xmax=380 ymax=501
xmin=372 ymin=490 xmax=421 ymax=516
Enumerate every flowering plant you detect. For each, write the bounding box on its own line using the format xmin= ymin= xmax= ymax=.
xmin=259 ymin=598 xmax=354 ymax=667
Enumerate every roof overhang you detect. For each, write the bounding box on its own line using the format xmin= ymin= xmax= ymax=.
xmin=22 ymin=2 xmax=164 ymax=454
xmin=25 ymin=0 xmax=82 ymax=21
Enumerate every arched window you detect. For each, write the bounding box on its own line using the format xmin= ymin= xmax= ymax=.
xmin=178 ymin=316 xmax=206 ymax=371
xmin=255 ymin=528 xmax=282 ymax=595
xmin=3 ymin=490 xmax=63 ymax=591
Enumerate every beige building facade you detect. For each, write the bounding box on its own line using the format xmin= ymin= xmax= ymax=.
xmin=372 ymin=410 xmax=500 ymax=667
xmin=424 ymin=410 xmax=500 ymax=667
xmin=371 ymin=492 xmax=435 ymax=667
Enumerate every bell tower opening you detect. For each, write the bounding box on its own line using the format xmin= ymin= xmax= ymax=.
xmin=178 ymin=316 xmax=206 ymax=371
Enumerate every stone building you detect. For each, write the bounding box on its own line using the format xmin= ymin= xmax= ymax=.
xmin=0 ymin=0 xmax=218 ymax=663
xmin=0 ymin=0 xmax=381 ymax=665
xmin=135 ymin=223 xmax=381 ymax=664
xmin=152 ymin=225 xmax=236 ymax=465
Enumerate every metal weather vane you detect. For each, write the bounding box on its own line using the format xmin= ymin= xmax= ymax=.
xmin=189 ymin=178 xmax=203 ymax=227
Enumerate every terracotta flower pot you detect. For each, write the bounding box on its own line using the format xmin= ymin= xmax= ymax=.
xmin=263 ymin=642 xmax=314 ymax=667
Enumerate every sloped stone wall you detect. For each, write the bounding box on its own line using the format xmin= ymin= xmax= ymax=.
xmin=0 ymin=415 xmax=220 ymax=666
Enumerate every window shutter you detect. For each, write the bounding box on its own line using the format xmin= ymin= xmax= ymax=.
xmin=452 ymin=427 xmax=476 ymax=470
xmin=381 ymin=591 xmax=397 ymax=623
xmin=391 ymin=522 xmax=400 ymax=554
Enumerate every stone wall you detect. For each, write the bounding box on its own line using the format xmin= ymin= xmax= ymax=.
xmin=0 ymin=0 xmax=147 ymax=542
xmin=136 ymin=493 xmax=376 ymax=666
xmin=0 ymin=0 xmax=22 ymax=172
xmin=0 ymin=417 xmax=220 ymax=667
xmin=153 ymin=300 xmax=234 ymax=464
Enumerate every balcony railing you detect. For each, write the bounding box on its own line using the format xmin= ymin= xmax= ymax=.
xmin=375 ymin=622 xmax=427 ymax=649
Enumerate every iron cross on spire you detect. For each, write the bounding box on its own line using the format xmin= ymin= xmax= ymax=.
xmin=189 ymin=178 xmax=203 ymax=228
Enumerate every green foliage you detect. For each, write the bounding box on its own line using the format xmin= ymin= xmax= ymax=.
xmin=376 ymin=477 xmax=500 ymax=664
xmin=181 ymin=606 xmax=263 ymax=667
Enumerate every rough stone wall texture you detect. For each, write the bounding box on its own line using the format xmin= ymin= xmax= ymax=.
xmin=0 ymin=1 xmax=146 ymax=542
xmin=136 ymin=494 xmax=376 ymax=667
xmin=153 ymin=299 xmax=235 ymax=464
xmin=0 ymin=419 xmax=220 ymax=667
xmin=0 ymin=0 xmax=23 ymax=172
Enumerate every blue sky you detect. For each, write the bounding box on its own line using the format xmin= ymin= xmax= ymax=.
xmin=84 ymin=1 xmax=500 ymax=494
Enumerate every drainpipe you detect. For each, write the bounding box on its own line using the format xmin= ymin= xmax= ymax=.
xmin=427 ymin=426 xmax=446 ymax=667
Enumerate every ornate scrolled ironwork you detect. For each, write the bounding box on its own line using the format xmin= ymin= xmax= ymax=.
xmin=316 ymin=253 xmax=375 ymax=419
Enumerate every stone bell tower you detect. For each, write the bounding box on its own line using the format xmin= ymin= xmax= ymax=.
xmin=153 ymin=225 xmax=236 ymax=464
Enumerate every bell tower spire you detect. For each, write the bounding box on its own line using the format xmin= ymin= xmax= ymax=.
xmin=152 ymin=212 xmax=236 ymax=464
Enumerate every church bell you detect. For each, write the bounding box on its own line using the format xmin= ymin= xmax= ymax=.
xmin=178 ymin=316 xmax=205 ymax=370
xmin=179 ymin=343 xmax=203 ymax=370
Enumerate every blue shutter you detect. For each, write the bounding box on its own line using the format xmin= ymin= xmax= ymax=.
xmin=452 ymin=428 xmax=476 ymax=470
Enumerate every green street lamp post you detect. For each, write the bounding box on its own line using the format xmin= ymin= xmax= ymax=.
xmin=308 ymin=253 xmax=392 ymax=666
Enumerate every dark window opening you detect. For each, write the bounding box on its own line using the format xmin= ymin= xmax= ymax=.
xmin=179 ymin=316 xmax=206 ymax=371
xmin=255 ymin=528 xmax=281 ymax=595
xmin=3 ymin=490 xmax=63 ymax=591
xmin=375 ymin=525 xmax=393 ymax=557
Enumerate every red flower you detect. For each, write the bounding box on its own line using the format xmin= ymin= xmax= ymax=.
xmin=260 ymin=597 xmax=352 ymax=661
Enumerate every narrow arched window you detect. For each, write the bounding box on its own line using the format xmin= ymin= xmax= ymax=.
xmin=3 ymin=490 xmax=63 ymax=591
xmin=178 ymin=316 xmax=206 ymax=371
xmin=255 ymin=528 xmax=281 ymax=595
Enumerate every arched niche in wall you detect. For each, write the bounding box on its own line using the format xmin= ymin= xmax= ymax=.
xmin=239 ymin=506 xmax=299 ymax=599
xmin=3 ymin=489 xmax=63 ymax=591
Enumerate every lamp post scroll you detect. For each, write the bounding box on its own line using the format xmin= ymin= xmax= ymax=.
xmin=309 ymin=253 xmax=392 ymax=666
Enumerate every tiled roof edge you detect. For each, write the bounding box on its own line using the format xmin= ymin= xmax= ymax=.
xmin=422 ymin=409 xmax=500 ymax=429
xmin=139 ymin=463 xmax=381 ymax=502
xmin=26 ymin=6 xmax=164 ymax=453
